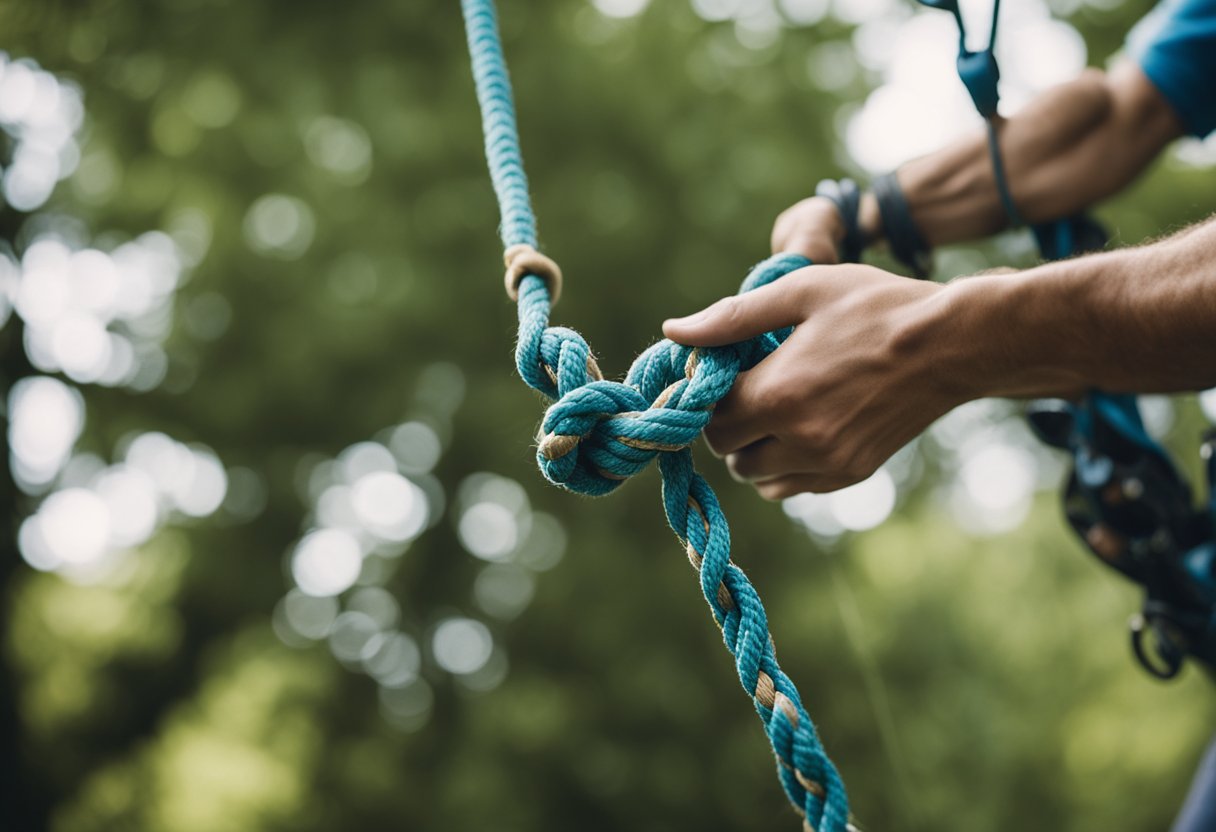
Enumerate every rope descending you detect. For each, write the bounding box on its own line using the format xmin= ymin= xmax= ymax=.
xmin=460 ymin=1 xmax=852 ymax=829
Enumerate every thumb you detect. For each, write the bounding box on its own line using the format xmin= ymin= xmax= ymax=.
xmin=662 ymin=279 xmax=807 ymax=347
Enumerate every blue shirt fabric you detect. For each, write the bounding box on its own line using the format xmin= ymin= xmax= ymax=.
xmin=1127 ymin=0 xmax=1216 ymax=138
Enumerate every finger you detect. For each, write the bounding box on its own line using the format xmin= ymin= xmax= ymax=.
xmin=774 ymin=215 xmax=840 ymax=264
xmin=753 ymin=473 xmax=858 ymax=502
xmin=784 ymin=231 xmax=838 ymax=265
xmin=702 ymin=368 xmax=773 ymax=456
xmin=661 ymin=276 xmax=808 ymax=347
xmin=771 ymin=207 xmax=795 ymax=255
xmin=725 ymin=437 xmax=811 ymax=483
xmin=771 ymin=197 xmax=844 ymax=263
xmin=768 ymin=205 xmax=807 ymax=256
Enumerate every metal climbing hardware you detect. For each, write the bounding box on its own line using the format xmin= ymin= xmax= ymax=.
xmin=956 ymin=48 xmax=1000 ymax=118
xmin=460 ymin=1 xmax=857 ymax=829
xmin=916 ymin=0 xmax=1000 ymax=116
xmin=919 ymin=0 xmax=1216 ymax=680
xmin=916 ymin=0 xmax=1024 ymax=225
xmin=1028 ymin=397 xmax=1216 ymax=679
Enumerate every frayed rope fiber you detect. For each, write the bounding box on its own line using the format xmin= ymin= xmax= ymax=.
xmin=460 ymin=2 xmax=852 ymax=829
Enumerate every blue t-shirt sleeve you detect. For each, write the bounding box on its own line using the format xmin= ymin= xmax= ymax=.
xmin=1126 ymin=0 xmax=1216 ymax=138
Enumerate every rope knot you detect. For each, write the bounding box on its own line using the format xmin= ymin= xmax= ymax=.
xmin=504 ymin=243 xmax=563 ymax=304
xmin=526 ymin=253 xmax=813 ymax=497
xmin=462 ymin=1 xmax=852 ymax=824
xmin=535 ymin=373 xmax=708 ymax=495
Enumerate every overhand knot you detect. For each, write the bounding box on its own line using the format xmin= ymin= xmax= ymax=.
xmin=535 ymin=334 xmax=759 ymax=495
xmin=521 ymin=253 xmax=813 ymax=497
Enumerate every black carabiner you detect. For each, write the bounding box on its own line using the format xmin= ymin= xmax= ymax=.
xmin=1130 ymin=612 xmax=1187 ymax=680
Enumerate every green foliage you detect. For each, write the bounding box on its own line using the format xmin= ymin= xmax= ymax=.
xmin=3 ymin=1 xmax=1215 ymax=831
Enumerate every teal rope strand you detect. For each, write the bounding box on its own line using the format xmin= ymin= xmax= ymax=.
xmin=460 ymin=2 xmax=851 ymax=829
xmin=463 ymin=0 xmax=538 ymax=249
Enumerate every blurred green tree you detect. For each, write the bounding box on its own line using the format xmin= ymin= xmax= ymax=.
xmin=0 ymin=1 xmax=1213 ymax=831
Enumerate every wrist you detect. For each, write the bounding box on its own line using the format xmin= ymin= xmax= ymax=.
xmin=933 ymin=265 xmax=1103 ymax=401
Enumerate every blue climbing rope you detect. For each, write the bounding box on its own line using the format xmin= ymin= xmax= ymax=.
xmin=460 ymin=2 xmax=852 ymax=829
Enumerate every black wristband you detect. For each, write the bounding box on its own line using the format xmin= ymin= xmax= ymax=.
xmin=871 ymin=171 xmax=932 ymax=280
xmin=814 ymin=178 xmax=864 ymax=264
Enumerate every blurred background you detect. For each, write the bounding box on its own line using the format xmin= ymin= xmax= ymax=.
xmin=1 ymin=0 xmax=1214 ymax=830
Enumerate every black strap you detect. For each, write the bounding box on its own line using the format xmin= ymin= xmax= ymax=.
xmin=871 ymin=171 xmax=933 ymax=280
xmin=814 ymin=178 xmax=864 ymax=264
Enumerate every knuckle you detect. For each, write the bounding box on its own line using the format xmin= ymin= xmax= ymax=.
xmin=789 ymin=270 xmax=824 ymax=304
xmin=754 ymin=373 xmax=797 ymax=412
xmin=719 ymin=295 xmax=745 ymax=326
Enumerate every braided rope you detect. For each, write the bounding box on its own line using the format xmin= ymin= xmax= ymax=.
xmin=460 ymin=2 xmax=852 ymax=829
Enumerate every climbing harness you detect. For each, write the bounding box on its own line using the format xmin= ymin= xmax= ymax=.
xmin=460 ymin=2 xmax=856 ymax=829
xmin=918 ymin=0 xmax=1216 ymax=680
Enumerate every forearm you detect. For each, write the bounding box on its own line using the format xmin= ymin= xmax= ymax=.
xmin=936 ymin=217 xmax=1216 ymax=399
xmin=859 ymin=63 xmax=1186 ymax=247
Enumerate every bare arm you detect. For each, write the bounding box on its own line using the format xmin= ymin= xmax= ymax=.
xmin=776 ymin=62 xmax=1187 ymax=259
xmin=943 ymin=217 xmax=1216 ymax=398
xmin=882 ymin=63 xmax=1186 ymax=244
xmin=686 ymin=60 xmax=1204 ymax=500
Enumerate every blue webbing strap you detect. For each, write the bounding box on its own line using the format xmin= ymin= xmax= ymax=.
xmin=815 ymin=178 xmax=866 ymax=263
xmin=920 ymin=0 xmax=1024 ymax=227
xmin=870 ymin=172 xmax=933 ymax=278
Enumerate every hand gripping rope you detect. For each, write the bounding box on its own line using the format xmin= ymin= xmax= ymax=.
xmin=460 ymin=1 xmax=855 ymax=829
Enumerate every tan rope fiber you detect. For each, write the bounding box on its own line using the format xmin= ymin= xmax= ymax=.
xmin=504 ymin=243 xmax=563 ymax=303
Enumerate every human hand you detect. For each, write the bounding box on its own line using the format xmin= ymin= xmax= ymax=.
xmin=770 ymin=196 xmax=846 ymax=265
xmin=662 ymin=264 xmax=965 ymax=499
